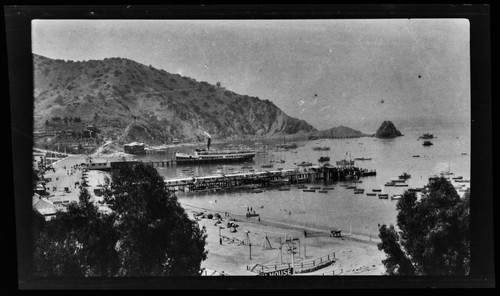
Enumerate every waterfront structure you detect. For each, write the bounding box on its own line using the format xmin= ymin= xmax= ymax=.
xmin=124 ymin=142 xmax=146 ymax=154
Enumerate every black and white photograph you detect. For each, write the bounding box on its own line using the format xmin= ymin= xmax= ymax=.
xmin=5 ymin=5 xmax=493 ymax=290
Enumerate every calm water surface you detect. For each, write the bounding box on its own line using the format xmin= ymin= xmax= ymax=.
xmin=134 ymin=125 xmax=470 ymax=237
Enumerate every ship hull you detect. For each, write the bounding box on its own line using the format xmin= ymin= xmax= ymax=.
xmin=175 ymin=152 xmax=256 ymax=164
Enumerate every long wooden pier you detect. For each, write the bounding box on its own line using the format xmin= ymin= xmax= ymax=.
xmin=164 ymin=166 xmax=375 ymax=193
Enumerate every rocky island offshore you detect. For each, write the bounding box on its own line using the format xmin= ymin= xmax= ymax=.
xmin=374 ymin=121 xmax=403 ymax=138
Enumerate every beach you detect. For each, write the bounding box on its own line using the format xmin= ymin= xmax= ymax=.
xmin=40 ymin=153 xmax=387 ymax=276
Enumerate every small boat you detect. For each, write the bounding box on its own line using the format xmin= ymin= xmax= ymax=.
xmin=418 ymin=133 xmax=434 ymax=140
xmin=339 ymin=184 xmax=348 ymax=187
xmin=310 ymin=186 xmax=321 ymax=190
xmin=455 ymin=179 xmax=470 ymax=183
xmin=353 ymin=157 xmax=372 ymax=161
xmin=378 ymin=194 xmax=389 ymax=199
xmin=275 ymin=159 xmax=286 ymax=163
xmin=318 ymin=190 xmax=328 ymax=193
xmin=261 ymin=164 xmax=273 ymax=168
xmin=366 ymin=193 xmax=377 ymax=196
xmin=322 ymin=187 xmax=334 ymax=190
xmin=318 ymin=156 xmax=330 ymax=162
xmin=412 ymin=155 xmax=420 ymax=158
xmin=278 ymin=188 xmax=291 ymax=191
xmin=297 ymin=161 xmax=313 ymax=167
xmin=394 ymin=183 xmax=408 ymax=187
xmin=303 ymin=189 xmax=316 ymax=192
xmin=392 ymin=179 xmax=406 ymax=183
xmin=391 ymin=195 xmax=402 ymax=200
xmin=399 ymin=172 xmax=411 ymax=180
xmin=452 ymin=176 xmax=463 ymax=180
xmin=385 ymin=182 xmax=395 ymax=186
xmin=346 ymin=185 xmax=357 ymax=189
xmin=354 ymin=190 xmax=365 ymax=194
xmin=408 ymin=188 xmax=423 ymax=192
xmin=422 ymin=141 xmax=433 ymax=146
xmin=461 ymin=153 xmax=467 ymax=155
xmin=313 ymin=147 xmax=330 ymax=151
xmin=336 ymin=159 xmax=355 ymax=166
xmin=372 ymin=189 xmax=382 ymax=192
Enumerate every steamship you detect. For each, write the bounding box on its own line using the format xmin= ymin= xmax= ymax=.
xmin=174 ymin=135 xmax=256 ymax=163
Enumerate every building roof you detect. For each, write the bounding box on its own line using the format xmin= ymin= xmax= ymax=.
xmin=124 ymin=142 xmax=145 ymax=147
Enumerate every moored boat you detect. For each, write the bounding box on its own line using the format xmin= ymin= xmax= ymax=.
xmin=418 ymin=133 xmax=434 ymax=140
xmin=422 ymin=140 xmax=433 ymax=146
xmin=336 ymin=159 xmax=355 ymax=166
xmin=318 ymin=156 xmax=330 ymax=162
xmin=313 ymin=146 xmax=330 ymax=151
xmin=378 ymin=194 xmax=389 ymax=199
xmin=353 ymin=157 xmax=372 ymax=161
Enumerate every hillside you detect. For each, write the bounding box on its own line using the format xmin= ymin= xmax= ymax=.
xmin=33 ymin=54 xmax=316 ymax=146
xmin=310 ymin=126 xmax=370 ymax=139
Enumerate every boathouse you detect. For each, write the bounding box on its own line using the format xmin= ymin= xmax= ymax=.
xmin=124 ymin=142 xmax=146 ymax=154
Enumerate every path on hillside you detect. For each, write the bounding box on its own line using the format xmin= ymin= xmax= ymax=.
xmin=93 ymin=122 xmax=134 ymax=156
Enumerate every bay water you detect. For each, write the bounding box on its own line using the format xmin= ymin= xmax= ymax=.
xmin=135 ymin=124 xmax=470 ymax=237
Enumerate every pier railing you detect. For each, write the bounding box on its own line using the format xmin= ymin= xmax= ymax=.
xmin=247 ymin=251 xmax=336 ymax=274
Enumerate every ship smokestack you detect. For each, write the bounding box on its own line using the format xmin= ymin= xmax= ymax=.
xmin=204 ymin=131 xmax=212 ymax=150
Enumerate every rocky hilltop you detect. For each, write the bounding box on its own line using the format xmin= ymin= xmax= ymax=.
xmin=310 ymin=126 xmax=369 ymax=139
xmin=33 ymin=54 xmax=316 ymax=145
xmin=374 ymin=121 xmax=403 ymax=138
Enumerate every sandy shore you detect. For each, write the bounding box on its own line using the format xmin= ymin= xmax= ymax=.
xmin=40 ymin=154 xmax=386 ymax=276
xmin=181 ymin=203 xmax=385 ymax=276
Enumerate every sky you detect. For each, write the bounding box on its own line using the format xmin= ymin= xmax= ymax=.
xmin=32 ymin=19 xmax=470 ymax=132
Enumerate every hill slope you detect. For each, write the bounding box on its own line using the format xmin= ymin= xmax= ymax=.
xmin=33 ymin=54 xmax=316 ymax=144
xmin=310 ymin=126 xmax=370 ymax=139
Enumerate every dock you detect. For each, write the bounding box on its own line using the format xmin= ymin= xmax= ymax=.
xmin=164 ymin=166 xmax=375 ymax=193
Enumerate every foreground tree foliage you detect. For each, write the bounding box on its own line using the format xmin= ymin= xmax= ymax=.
xmin=33 ymin=163 xmax=207 ymax=276
xmin=103 ymin=163 xmax=207 ymax=276
xmin=34 ymin=188 xmax=120 ymax=276
xmin=378 ymin=177 xmax=470 ymax=275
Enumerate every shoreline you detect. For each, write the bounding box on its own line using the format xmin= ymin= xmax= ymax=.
xmin=179 ymin=202 xmax=381 ymax=246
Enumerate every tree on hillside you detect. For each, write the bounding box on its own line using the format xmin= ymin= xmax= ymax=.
xmin=378 ymin=177 xmax=470 ymax=275
xmin=102 ymin=162 xmax=207 ymax=276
